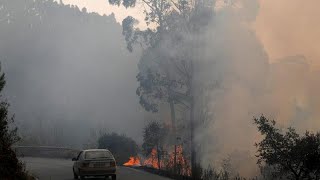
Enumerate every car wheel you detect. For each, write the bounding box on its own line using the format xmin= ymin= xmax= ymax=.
xmin=73 ymin=173 xmax=78 ymax=179
xmin=73 ymin=168 xmax=78 ymax=179
xmin=112 ymin=175 xmax=116 ymax=180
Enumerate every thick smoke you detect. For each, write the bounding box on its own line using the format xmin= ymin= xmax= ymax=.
xmin=194 ymin=0 xmax=320 ymax=177
xmin=1 ymin=0 xmax=319 ymax=177
xmin=255 ymin=0 xmax=320 ymax=67
xmin=0 ymin=0 xmax=144 ymax=147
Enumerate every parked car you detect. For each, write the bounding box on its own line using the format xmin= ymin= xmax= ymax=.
xmin=72 ymin=149 xmax=117 ymax=180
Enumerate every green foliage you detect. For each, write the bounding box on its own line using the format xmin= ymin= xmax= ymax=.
xmin=109 ymin=0 xmax=167 ymax=53
xmin=108 ymin=0 xmax=214 ymax=114
xmin=122 ymin=16 xmax=139 ymax=52
xmin=254 ymin=115 xmax=320 ymax=179
xmin=136 ymin=69 xmax=185 ymax=112
xmin=108 ymin=0 xmax=196 ymax=52
xmin=98 ymin=132 xmax=139 ymax=164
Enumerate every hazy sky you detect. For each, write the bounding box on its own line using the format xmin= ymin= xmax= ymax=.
xmin=61 ymin=0 xmax=147 ymax=28
xmin=62 ymin=0 xmax=320 ymax=68
xmin=255 ymin=0 xmax=320 ymax=68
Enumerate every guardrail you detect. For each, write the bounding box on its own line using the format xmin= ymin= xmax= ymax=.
xmin=13 ymin=146 xmax=80 ymax=159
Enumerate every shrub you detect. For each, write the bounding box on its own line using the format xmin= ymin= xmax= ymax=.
xmin=254 ymin=115 xmax=320 ymax=180
xmin=0 ymin=65 xmax=31 ymax=179
xmin=98 ymin=132 xmax=139 ymax=164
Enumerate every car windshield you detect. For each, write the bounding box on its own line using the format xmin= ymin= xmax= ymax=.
xmin=85 ymin=151 xmax=113 ymax=159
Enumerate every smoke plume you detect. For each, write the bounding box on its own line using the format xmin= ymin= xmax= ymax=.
xmin=194 ymin=0 xmax=320 ymax=177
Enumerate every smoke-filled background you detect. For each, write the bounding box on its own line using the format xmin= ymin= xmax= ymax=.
xmin=0 ymin=0 xmax=319 ymax=177
xmin=194 ymin=0 xmax=320 ymax=177
xmin=0 ymin=0 xmax=145 ymax=147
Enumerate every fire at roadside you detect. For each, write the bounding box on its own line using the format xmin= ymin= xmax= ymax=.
xmin=123 ymin=146 xmax=191 ymax=177
xmin=123 ymin=156 xmax=141 ymax=167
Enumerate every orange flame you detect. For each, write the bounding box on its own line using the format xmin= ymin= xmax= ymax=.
xmin=123 ymin=156 xmax=141 ymax=166
xmin=167 ymin=145 xmax=191 ymax=176
xmin=143 ymin=148 xmax=161 ymax=169
xmin=123 ymin=146 xmax=191 ymax=176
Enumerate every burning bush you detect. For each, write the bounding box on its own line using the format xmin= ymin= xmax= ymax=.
xmin=123 ymin=156 xmax=141 ymax=166
xmin=124 ymin=145 xmax=191 ymax=177
xmin=143 ymin=148 xmax=162 ymax=169
xmin=142 ymin=121 xmax=167 ymax=169
xmin=124 ymin=121 xmax=192 ymax=176
xmin=166 ymin=145 xmax=191 ymax=176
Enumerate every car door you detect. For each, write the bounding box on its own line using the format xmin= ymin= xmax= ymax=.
xmin=74 ymin=151 xmax=83 ymax=174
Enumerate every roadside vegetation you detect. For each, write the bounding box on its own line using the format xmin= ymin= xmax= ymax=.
xmin=0 ymin=65 xmax=35 ymax=179
xmin=254 ymin=116 xmax=320 ymax=180
xmin=133 ymin=116 xmax=320 ymax=180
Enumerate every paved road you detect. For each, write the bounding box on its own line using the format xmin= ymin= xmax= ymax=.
xmin=21 ymin=157 xmax=172 ymax=180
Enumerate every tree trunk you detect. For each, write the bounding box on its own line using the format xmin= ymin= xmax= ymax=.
xmin=190 ymin=96 xmax=196 ymax=178
xmin=169 ymin=100 xmax=177 ymax=174
xmin=157 ymin=144 xmax=161 ymax=169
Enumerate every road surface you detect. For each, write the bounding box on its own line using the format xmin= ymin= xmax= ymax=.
xmin=21 ymin=157 xmax=172 ymax=180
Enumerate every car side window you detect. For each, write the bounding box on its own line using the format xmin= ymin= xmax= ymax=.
xmin=80 ymin=152 xmax=85 ymax=160
xmin=76 ymin=151 xmax=83 ymax=160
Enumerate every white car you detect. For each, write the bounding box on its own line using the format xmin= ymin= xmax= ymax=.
xmin=72 ymin=149 xmax=117 ymax=180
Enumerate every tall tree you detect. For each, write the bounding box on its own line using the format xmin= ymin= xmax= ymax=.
xmin=108 ymin=0 xmax=215 ymax=176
